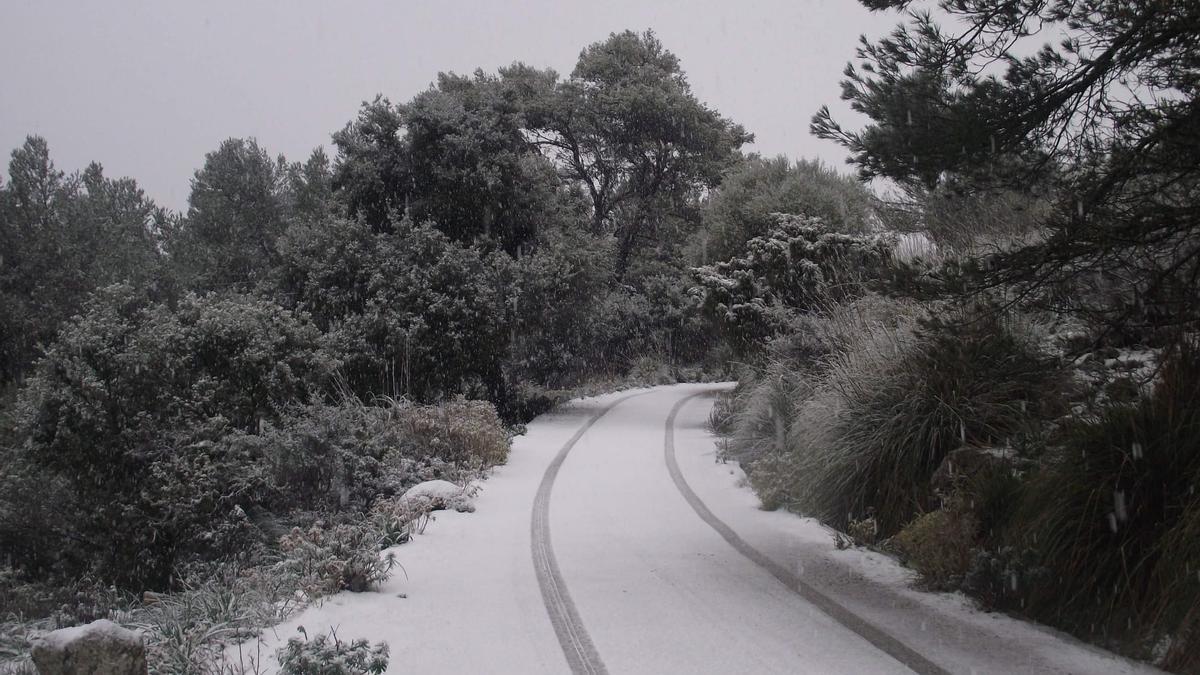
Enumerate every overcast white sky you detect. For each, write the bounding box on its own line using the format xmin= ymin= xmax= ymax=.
xmin=0 ymin=0 xmax=900 ymax=212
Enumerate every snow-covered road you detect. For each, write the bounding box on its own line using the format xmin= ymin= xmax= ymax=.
xmin=237 ymin=384 xmax=1164 ymax=674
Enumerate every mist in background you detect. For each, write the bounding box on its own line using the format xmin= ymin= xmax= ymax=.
xmin=0 ymin=0 xmax=897 ymax=211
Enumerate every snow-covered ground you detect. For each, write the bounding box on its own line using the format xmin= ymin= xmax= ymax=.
xmin=229 ymin=384 xmax=1164 ymax=674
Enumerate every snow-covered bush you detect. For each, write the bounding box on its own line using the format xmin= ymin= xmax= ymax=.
xmin=278 ymin=218 xmax=509 ymax=404
xmin=388 ymin=396 xmax=510 ymax=468
xmin=692 ymin=214 xmax=890 ymax=354
xmin=505 ymin=228 xmax=615 ymax=388
xmin=254 ymin=402 xmax=392 ymax=515
xmin=276 ymin=629 xmax=388 ymax=675
xmin=12 ymin=285 xmax=338 ymax=589
xmin=275 ymin=523 xmax=397 ymax=598
xmin=249 ymin=395 xmax=507 ymax=517
xmin=699 ymin=156 xmax=876 ymax=263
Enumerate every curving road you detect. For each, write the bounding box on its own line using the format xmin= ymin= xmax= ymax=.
xmin=245 ymin=384 xmax=1164 ymax=674
xmin=529 ymin=384 xmax=1159 ymax=674
xmin=536 ymin=385 xmax=911 ymax=674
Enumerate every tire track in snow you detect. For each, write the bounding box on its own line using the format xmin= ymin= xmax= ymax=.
xmin=532 ymin=392 xmax=645 ymax=675
xmin=664 ymin=391 xmax=951 ymax=675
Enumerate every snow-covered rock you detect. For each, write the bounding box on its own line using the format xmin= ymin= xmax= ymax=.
xmin=31 ymin=619 xmax=147 ymax=675
xmin=400 ymin=479 xmax=476 ymax=512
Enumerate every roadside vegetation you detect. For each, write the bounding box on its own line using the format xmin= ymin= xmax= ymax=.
xmin=0 ymin=29 xmax=742 ymax=674
xmin=3 ymin=1 xmax=1198 ymax=670
xmin=710 ymin=1 xmax=1200 ymax=670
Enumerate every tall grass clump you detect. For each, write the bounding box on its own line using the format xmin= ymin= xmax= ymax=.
xmin=732 ymin=295 xmax=914 ymax=512
xmin=825 ymin=308 xmax=1062 ymax=535
xmin=742 ymin=299 xmax=1063 ymax=536
xmin=766 ymin=297 xmax=919 ymax=526
xmin=1010 ymin=342 xmax=1200 ymax=667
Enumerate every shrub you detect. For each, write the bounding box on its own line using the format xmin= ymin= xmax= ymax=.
xmin=729 ymin=300 xmax=1063 ymax=537
xmin=894 ymin=507 xmax=978 ymax=590
xmin=700 ymin=155 xmax=876 ymax=263
xmin=0 ymin=446 xmax=83 ymax=581
xmin=1010 ymin=342 xmax=1200 ymax=662
xmin=961 ymin=460 xmax=1025 ymax=544
xmin=274 ymin=523 xmax=396 ymax=598
xmin=724 ymin=358 xmax=812 ymax=465
xmin=727 ymin=298 xmax=909 ymax=508
xmin=744 ymin=298 xmax=916 ymax=520
xmin=276 ymin=628 xmax=388 ymax=675
xmin=962 ymin=546 xmax=1047 ymax=610
xmin=390 ymin=397 xmax=510 ymax=468
xmin=707 ymin=390 xmax=738 ymax=436
xmin=693 ymin=214 xmax=891 ymax=353
xmin=254 ymin=403 xmax=392 ymax=515
xmin=587 ymin=267 xmax=716 ymax=379
xmin=279 ymin=219 xmax=509 ymax=403
xmin=12 ymin=286 xmax=337 ymax=588
xmin=250 ymin=396 xmax=507 ymax=517
xmin=505 ymin=229 xmax=614 ymax=388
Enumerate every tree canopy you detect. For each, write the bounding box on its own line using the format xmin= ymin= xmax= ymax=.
xmin=699 ymin=156 xmax=875 ymax=263
xmin=812 ymin=0 xmax=1200 ymax=334
xmin=515 ymin=30 xmax=753 ymax=273
xmin=0 ymin=137 xmax=166 ymax=384
xmin=168 ymin=138 xmax=291 ymax=291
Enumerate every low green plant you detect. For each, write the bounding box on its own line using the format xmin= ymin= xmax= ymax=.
xmin=706 ymin=390 xmax=738 ymax=436
xmin=893 ymin=506 xmax=978 ymax=590
xmin=134 ymin=565 xmax=305 ymax=675
xmin=846 ymin=516 xmax=879 ymax=546
xmin=276 ymin=628 xmax=388 ymax=675
xmin=274 ymin=524 xmax=397 ymax=597
xmin=962 ymin=546 xmax=1047 ymax=610
xmin=369 ymin=496 xmax=435 ymax=548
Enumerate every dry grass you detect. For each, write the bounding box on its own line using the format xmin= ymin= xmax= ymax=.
xmin=383 ymin=396 xmax=510 ymax=468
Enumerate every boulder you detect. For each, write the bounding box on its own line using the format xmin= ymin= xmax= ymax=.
xmin=31 ymin=619 xmax=147 ymax=675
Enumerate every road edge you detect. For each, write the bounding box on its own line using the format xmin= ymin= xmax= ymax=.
xmin=663 ymin=389 xmax=950 ymax=675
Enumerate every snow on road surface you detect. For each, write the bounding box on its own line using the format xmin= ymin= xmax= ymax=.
xmin=233 ymin=384 xmax=1164 ymax=674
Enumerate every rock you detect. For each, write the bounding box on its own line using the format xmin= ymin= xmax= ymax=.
xmin=400 ymin=479 xmax=476 ymax=512
xmin=930 ymin=446 xmax=1008 ymax=496
xmin=31 ymin=619 xmax=147 ymax=675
